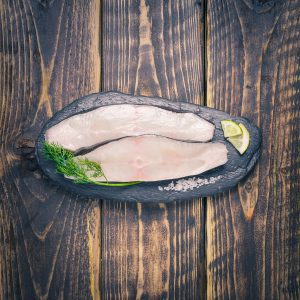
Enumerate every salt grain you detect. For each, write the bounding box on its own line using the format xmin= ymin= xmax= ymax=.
xmin=158 ymin=175 xmax=221 ymax=192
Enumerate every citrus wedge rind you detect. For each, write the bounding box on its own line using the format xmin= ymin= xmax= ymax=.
xmin=221 ymin=120 xmax=243 ymax=138
xmin=227 ymin=123 xmax=250 ymax=155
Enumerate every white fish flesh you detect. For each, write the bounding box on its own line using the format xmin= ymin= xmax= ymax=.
xmin=45 ymin=104 xmax=215 ymax=151
xmin=79 ymin=135 xmax=228 ymax=182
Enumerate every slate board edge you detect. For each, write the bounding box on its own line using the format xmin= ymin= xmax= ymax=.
xmin=36 ymin=91 xmax=262 ymax=203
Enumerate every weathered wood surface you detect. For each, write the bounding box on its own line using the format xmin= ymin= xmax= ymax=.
xmin=206 ymin=0 xmax=300 ymax=299
xmin=0 ymin=0 xmax=299 ymax=299
xmin=101 ymin=0 xmax=205 ymax=298
xmin=0 ymin=1 xmax=101 ymax=299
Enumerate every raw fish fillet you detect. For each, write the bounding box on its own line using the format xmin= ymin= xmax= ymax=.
xmin=79 ymin=135 xmax=228 ymax=182
xmin=45 ymin=104 xmax=215 ymax=151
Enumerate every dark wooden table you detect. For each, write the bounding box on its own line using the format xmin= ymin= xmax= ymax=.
xmin=0 ymin=0 xmax=299 ymax=299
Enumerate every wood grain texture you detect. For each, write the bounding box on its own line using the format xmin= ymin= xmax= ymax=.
xmin=206 ymin=0 xmax=300 ymax=298
xmin=102 ymin=0 xmax=205 ymax=298
xmin=0 ymin=1 xmax=101 ymax=299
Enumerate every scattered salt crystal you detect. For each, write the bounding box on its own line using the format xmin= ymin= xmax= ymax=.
xmin=158 ymin=175 xmax=221 ymax=192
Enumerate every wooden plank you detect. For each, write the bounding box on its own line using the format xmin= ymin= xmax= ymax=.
xmin=0 ymin=1 xmax=101 ymax=299
xmin=101 ymin=0 xmax=205 ymax=298
xmin=206 ymin=0 xmax=300 ymax=298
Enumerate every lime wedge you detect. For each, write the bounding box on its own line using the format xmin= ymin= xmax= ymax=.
xmin=227 ymin=123 xmax=250 ymax=155
xmin=221 ymin=120 xmax=243 ymax=138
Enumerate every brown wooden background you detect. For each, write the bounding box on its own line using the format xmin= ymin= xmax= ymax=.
xmin=0 ymin=0 xmax=299 ymax=299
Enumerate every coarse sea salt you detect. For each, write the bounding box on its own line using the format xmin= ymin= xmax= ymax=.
xmin=158 ymin=175 xmax=221 ymax=192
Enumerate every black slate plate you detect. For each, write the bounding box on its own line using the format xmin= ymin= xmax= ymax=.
xmin=36 ymin=92 xmax=261 ymax=202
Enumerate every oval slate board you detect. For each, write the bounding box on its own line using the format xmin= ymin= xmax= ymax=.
xmin=36 ymin=92 xmax=261 ymax=202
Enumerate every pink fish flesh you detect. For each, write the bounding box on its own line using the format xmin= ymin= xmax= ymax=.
xmin=79 ymin=135 xmax=228 ymax=182
xmin=45 ymin=104 xmax=215 ymax=151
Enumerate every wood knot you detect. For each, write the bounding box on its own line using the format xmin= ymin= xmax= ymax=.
xmin=37 ymin=0 xmax=56 ymax=8
xmin=245 ymin=181 xmax=253 ymax=193
xmin=15 ymin=137 xmax=38 ymax=171
xmin=15 ymin=137 xmax=35 ymax=155
xmin=280 ymin=167 xmax=288 ymax=175
xmin=242 ymin=0 xmax=278 ymax=14
xmin=195 ymin=0 xmax=201 ymax=7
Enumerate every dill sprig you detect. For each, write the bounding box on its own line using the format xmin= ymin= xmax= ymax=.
xmin=43 ymin=142 xmax=141 ymax=187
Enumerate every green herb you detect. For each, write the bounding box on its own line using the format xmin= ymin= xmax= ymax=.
xmin=43 ymin=142 xmax=141 ymax=187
